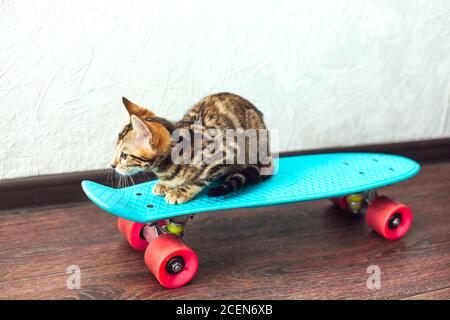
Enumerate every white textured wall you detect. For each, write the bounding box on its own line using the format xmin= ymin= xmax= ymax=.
xmin=1 ymin=0 xmax=449 ymax=179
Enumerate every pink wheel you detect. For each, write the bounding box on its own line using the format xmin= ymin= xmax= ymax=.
xmin=330 ymin=196 xmax=351 ymax=213
xmin=144 ymin=234 xmax=198 ymax=289
xmin=365 ymin=196 xmax=413 ymax=240
xmin=117 ymin=217 xmax=148 ymax=251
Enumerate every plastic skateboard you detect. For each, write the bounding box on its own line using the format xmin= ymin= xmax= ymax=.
xmin=82 ymin=153 xmax=420 ymax=288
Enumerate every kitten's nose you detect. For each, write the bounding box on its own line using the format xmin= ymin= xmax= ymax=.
xmin=110 ymin=164 xmax=116 ymax=169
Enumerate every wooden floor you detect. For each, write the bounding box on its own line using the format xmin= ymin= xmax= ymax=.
xmin=0 ymin=161 xmax=449 ymax=300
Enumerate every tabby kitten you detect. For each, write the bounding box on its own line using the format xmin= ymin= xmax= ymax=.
xmin=111 ymin=93 xmax=273 ymax=204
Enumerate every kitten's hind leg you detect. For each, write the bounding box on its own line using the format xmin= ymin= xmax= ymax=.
xmin=165 ymin=184 xmax=204 ymax=205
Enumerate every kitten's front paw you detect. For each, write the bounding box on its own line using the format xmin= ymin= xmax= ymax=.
xmin=152 ymin=183 xmax=168 ymax=196
xmin=164 ymin=189 xmax=193 ymax=205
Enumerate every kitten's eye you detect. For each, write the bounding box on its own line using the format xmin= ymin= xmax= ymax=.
xmin=120 ymin=152 xmax=127 ymax=160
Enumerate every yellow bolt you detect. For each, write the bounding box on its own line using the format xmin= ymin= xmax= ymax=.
xmin=166 ymin=223 xmax=184 ymax=235
xmin=347 ymin=193 xmax=364 ymax=202
xmin=347 ymin=193 xmax=364 ymax=212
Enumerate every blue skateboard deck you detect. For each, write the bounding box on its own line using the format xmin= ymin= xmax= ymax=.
xmin=82 ymin=153 xmax=420 ymax=223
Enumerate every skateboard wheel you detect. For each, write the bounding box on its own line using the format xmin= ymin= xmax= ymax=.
xmin=117 ymin=217 xmax=148 ymax=251
xmin=330 ymin=196 xmax=351 ymax=213
xmin=144 ymin=234 xmax=198 ymax=289
xmin=365 ymin=196 xmax=413 ymax=240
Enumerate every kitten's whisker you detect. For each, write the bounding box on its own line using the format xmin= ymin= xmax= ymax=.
xmin=142 ymin=171 xmax=154 ymax=182
xmin=106 ymin=168 xmax=114 ymax=186
xmin=109 ymin=171 xmax=114 ymax=186
xmin=109 ymin=170 xmax=114 ymax=187
xmin=129 ymin=175 xmax=136 ymax=186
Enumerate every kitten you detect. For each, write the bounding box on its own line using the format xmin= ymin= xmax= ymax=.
xmin=111 ymin=93 xmax=273 ymax=204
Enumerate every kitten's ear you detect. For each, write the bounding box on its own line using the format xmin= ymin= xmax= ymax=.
xmin=130 ymin=115 xmax=152 ymax=144
xmin=122 ymin=97 xmax=143 ymax=115
xmin=122 ymin=97 xmax=152 ymax=117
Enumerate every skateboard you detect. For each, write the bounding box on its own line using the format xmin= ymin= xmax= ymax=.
xmin=82 ymin=153 xmax=420 ymax=288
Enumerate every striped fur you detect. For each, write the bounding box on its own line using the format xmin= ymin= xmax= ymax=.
xmin=112 ymin=93 xmax=273 ymax=204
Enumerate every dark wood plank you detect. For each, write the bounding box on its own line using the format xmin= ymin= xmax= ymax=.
xmin=403 ymin=287 xmax=450 ymax=300
xmin=0 ymin=162 xmax=449 ymax=299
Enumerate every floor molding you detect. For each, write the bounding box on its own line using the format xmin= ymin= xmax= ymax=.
xmin=1 ymin=138 xmax=449 ymax=210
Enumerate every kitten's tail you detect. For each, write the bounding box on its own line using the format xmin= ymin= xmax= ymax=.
xmin=207 ymin=164 xmax=273 ymax=197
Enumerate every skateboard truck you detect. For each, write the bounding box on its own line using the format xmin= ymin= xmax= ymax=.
xmin=347 ymin=193 xmax=365 ymax=214
xmin=141 ymin=215 xmax=191 ymax=243
xmin=165 ymin=216 xmax=190 ymax=236
xmin=346 ymin=189 xmax=378 ymax=214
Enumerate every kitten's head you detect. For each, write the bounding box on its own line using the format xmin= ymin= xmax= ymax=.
xmin=111 ymin=97 xmax=172 ymax=175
